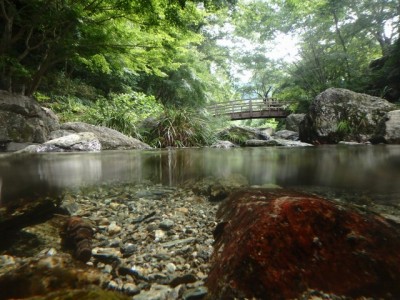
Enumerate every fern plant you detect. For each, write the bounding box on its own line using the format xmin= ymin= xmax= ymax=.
xmin=336 ymin=120 xmax=351 ymax=135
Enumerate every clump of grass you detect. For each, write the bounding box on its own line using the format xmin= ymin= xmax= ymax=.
xmin=336 ymin=120 xmax=351 ymax=135
xmin=143 ymin=108 xmax=216 ymax=148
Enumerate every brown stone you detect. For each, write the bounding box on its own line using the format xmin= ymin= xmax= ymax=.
xmin=61 ymin=217 xmax=94 ymax=262
xmin=0 ymin=254 xmax=110 ymax=300
xmin=207 ymin=189 xmax=400 ymax=299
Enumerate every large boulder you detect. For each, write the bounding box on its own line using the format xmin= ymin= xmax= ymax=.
xmin=188 ymin=174 xmax=249 ymax=202
xmin=58 ymin=122 xmax=151 ymax=150
xmin=207 ymin=189 xmax=400 ymax=299
xmin=299 ymin=88 xmax=395 ymax=144
xmin=0 ymin=90 xmax=59 ymax=149
xmin=368 ymin=40 xmax=400 ymax=102
xmin=285 ymin=113 xmax=305 ymax=132
xmin=19 ymin=132 xmax=101 ymax=153
xmin=372 ymin=110 xmax=400 ymax=144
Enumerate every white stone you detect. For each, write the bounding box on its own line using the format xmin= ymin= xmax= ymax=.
xmin=166 ymin=262 xmax=176 ymax=273
xmin=108 ymin=221 xmax=122 ymax=235
xmin=155 ymin=229 xmax=166 ymax=242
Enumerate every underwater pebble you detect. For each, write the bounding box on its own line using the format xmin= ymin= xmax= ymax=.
xmin=159 ymin=219 xmax=175 ymax=230
xmin=183 ymin=286 xmax=208 ymax=300
xmin=108 ymin=221 xmax=122 ymax=235
xmin=165 ymin=262 xmax=176 ymax=273
xmin=154 ymin=229 xmax=166 ymax=242
xmin=123 ymin=282 xmax=140 ymax=295
xmin=0 ymin=255 xmax=15 ymax=267
xmin=3 ymin=183 xmax=218 ymax=299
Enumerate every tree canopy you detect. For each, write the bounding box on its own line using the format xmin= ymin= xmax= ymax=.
xmin=0 ymin=0 xmax=236 ymax=97
xmin=1 ymin=0 xmax=398 ymax=113
xmin=230 ymin=0 xmax=399 ymax=103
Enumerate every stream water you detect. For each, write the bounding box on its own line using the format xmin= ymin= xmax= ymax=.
xmin=0 ymin=145 xmax=399 ymax=207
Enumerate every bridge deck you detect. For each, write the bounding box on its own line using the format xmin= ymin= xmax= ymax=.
xmin=208 ymin=99 xmax=292 ymax=120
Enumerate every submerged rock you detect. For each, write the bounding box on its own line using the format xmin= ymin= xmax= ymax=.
xmin=189 ymin=175 xmax=248 ymax=202
xmin=27 ymin=289 xmax=131 ymax=300
xmin=0 ymin=254 xmax=110 ymax=300
xmin=207 ymin=189 xmax=400 ymax=299
xmin=0 ymin=195 xmax=61 ymax=233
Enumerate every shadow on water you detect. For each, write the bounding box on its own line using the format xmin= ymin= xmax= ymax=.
xmin=0 ymin=145 xmax=399 ymax=206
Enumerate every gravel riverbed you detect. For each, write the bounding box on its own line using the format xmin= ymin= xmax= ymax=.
xmin=66 ymin=182 xmax=218 ymax=299
xmin=2 ymin=180 xmax=400 ymax=300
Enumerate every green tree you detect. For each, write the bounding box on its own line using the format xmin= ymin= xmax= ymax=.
xmin=0 ymin=0 xmax=236 ymax=96
xmin=229 ymin=0 xmax=399 ymax=101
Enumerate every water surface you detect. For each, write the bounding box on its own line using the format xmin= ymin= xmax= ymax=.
xmin=1 ymin=145 xmax=399 ymax=206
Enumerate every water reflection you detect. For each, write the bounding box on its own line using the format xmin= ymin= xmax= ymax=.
xmin=0 ymin=145 xmax=399 ymax=206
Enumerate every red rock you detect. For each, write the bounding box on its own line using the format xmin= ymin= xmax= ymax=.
xmin=206 ymin=189 xmax=400 ymax=299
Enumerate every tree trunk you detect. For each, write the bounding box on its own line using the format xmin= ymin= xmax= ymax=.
xmin=374 ymin=32 xmax=391 ymax=56
xmin=331 ymin=9 xmax=351 ymax=81
xmin=0 ymin=1 xmax=14 ymax=91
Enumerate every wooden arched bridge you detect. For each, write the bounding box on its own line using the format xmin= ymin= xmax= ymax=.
xmin=207 ymin=99 xmax=293 ymax=120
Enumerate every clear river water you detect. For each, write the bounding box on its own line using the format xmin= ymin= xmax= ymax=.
xmin=0 ymin=145 xmax=399 ymax=207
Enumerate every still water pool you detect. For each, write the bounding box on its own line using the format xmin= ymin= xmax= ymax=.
xmin=0 ymin=145 xmax=399 ymax=206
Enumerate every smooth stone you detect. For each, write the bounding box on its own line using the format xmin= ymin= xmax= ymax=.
xmin=121 ymin=243 xmax=137 ymax=257
xmin=169 ymin=274 xmax=197 ymax=288
xmin=183 ymin=286 xmax=208 ymax=300
xmin=132 ymin=284 xmax=177 ymax=300
xmin=108 ymin=280 xmax=119 ymax=290
xmin=159 ymin=219 xmax=175 ymax=230
xmin=92 ymin=251 xmax=121 ymax=264
xmin=155 ymin=229 xmax=166 ymax=242
xmin=108 ymin=221 xmax=122 ymax=235
xmin=123 ymin=282 xmax=140 ymax=295
xmin=165 ymin=262 xmax=176 ymax=273
xmin=160 ymin=237 xmax=196 ymax=248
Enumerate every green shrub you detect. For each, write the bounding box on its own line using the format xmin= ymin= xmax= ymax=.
xmin=336 ymin=120 xmax=351 ymax=135
xmin=83 ymin=92 xmax=162 ymax=138
xmin=39 ymin=95 xmax=89 ymax=123
xmin=143 ymin=108 xmax=217 ymax=148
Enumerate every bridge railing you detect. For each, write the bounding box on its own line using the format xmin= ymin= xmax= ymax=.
xmin=207 ymin=98 xmax=293 ymax=117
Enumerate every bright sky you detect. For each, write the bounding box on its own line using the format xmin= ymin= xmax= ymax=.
xmin=267 ymin=32 xmax=299 ymax=62
xmin=217 ymin=31 xmax=300 ymax=84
